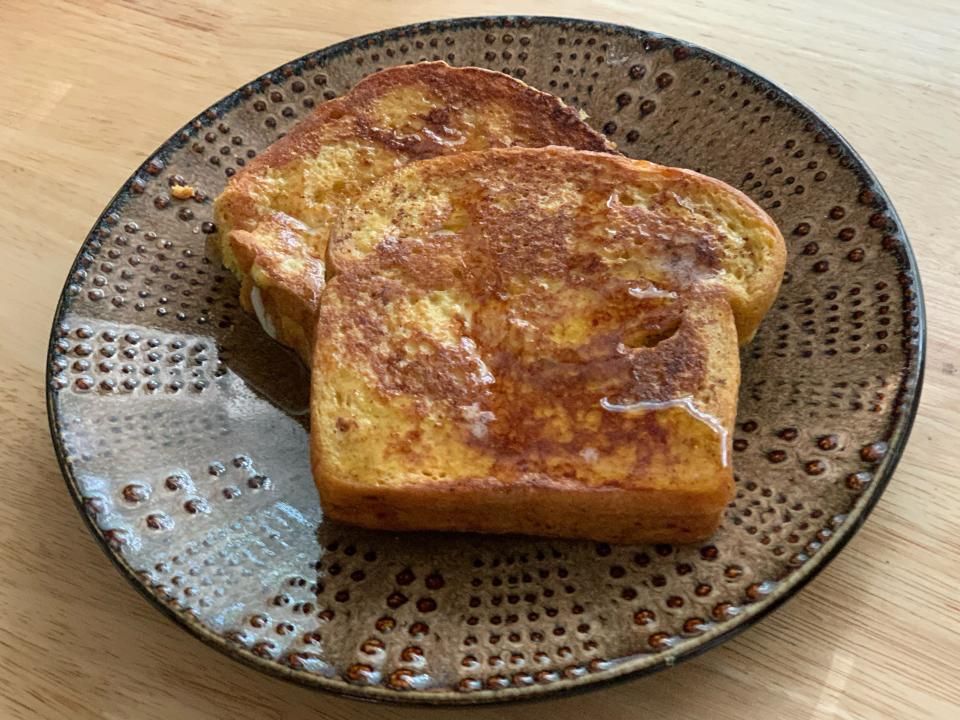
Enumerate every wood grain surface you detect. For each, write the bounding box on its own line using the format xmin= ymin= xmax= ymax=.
xmin=1 ymin=1 xmax=958 ymax=718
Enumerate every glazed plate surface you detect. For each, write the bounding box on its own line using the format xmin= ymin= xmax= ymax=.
xmin=47 ymin=16 xmax=924 ymax=704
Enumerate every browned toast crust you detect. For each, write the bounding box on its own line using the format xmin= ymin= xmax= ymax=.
xmin=311 ymin=147 xmax=777 ymax=542
xmin=329 ymin=147 xmax=786 ymax=344
xmin=213 ymin=62 xmax=615 ymax=362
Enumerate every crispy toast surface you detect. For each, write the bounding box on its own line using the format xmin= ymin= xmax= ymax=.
xmin=213 ymin=62 xmax=614 ymax=361
xmin=311 ymin=147 xmax=785 ymax=542
xmin=329 ymin=147 xmax=785 ymax=344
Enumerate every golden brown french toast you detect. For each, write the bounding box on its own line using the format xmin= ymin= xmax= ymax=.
xmin=312 ymin=147 xmax=785 ymax=543
xmin=213 ymin=62 xmax=615 ymax=362
xmin=329 ymin=148 xmax=785 ymax=345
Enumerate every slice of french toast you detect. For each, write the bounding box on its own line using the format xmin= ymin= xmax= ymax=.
xmin=312 ymin=147 xmax=784 ymax=543
xmin=329 ymin=147 xmax=785 ymax=345
xmin=213 ymin=62 xmax=615 ymax=362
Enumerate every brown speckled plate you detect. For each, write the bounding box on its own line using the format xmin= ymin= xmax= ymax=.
xmin=47 ymin=16 xmax=924 ymax=704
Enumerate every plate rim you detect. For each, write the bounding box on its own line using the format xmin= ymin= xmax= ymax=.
xmin=45 ymin=14 xmax=927 ymax=705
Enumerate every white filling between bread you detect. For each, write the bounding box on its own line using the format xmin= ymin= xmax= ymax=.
xmin=250 ymin=285 xmax=278 ymax=340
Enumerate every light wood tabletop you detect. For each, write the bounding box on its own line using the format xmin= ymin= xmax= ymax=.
xmin=2 ymin=1 xmax=958 ymax=718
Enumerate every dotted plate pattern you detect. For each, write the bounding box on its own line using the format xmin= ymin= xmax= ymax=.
xmin=47 ymin=17 xmax=924 ymax=704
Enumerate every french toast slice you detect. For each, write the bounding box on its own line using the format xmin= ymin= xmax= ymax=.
xmin=312 ymin=147 xmax=784 ymax=543
xmin=329 ymin=147 xmax=785 ymax=345
xmin=213 ymin=62 xmax=615 ymax=362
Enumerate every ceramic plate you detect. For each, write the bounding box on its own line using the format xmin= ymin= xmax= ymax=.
xmin=47 ymin=16 xmax=924 ymax=704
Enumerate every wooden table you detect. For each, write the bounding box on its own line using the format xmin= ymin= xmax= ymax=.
xmin=2 ymin=1 xmax=957 ymax=718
